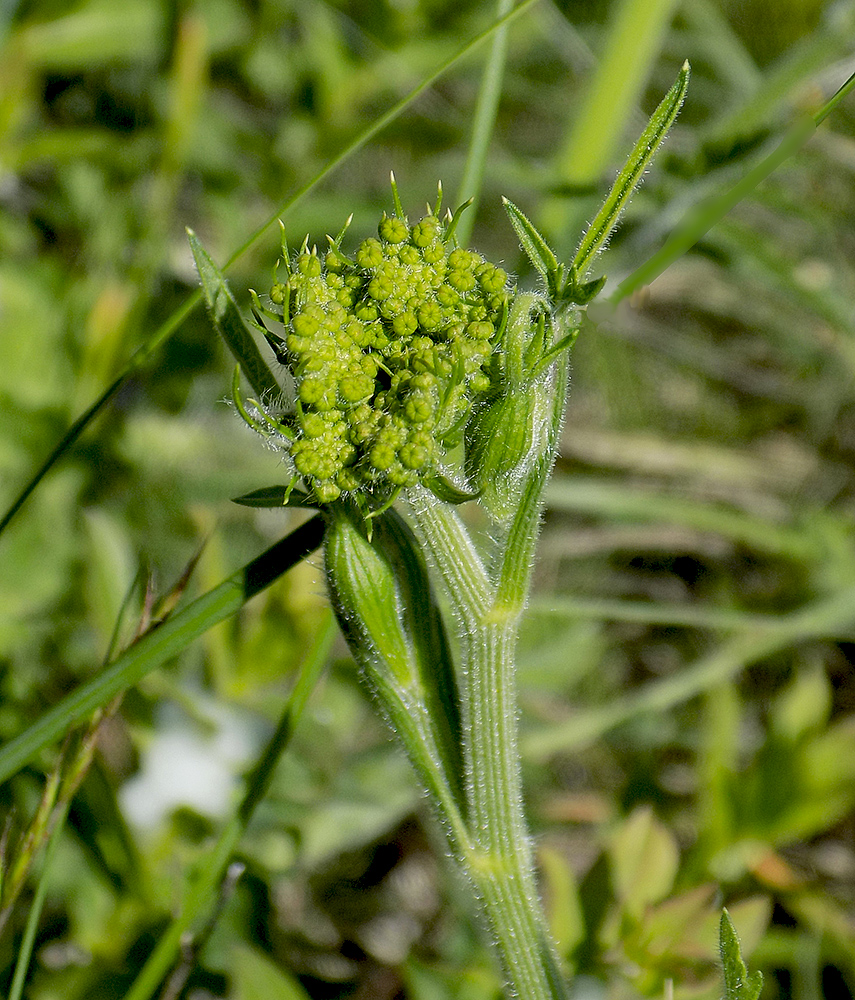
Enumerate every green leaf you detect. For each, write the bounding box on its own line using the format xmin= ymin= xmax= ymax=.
xmin=720 ymin=909 xmax=764 ymax=1000
xmin=188 ymin=228 xmax=282 ymax=401
xmin=231 ymin=944 xmax=311 ymax=1000
xmin=423 ymin=468 xmax=481 ymax=504
xmin=573 ymin=60 xmax=690 ymax=277
xmin=231 ymin=485 xmax=315 ymax=509
xmin=560 ymin=272 xmax=607 ymax=306
xmin=502 ymin=197 xmax=559 ymax=284
xmin=609 ymin=806 xmax=679 ymax=919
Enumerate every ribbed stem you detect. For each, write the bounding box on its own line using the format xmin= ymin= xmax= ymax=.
xmin=463 ymin=621 xmax=568 ymax=1000
xmin=402 ymin=340 xmax=573 ymax=1000
xmin=405 ymin=498 xmax=569 ymax=1000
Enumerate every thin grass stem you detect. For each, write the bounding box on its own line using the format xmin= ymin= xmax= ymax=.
xmin=524 ymin=583 xmax=855 ymax=759
xmin=7 ymin=802 xmax=70 ymax=1000
xmin=454 ymin=0 xmax=515 ymax=248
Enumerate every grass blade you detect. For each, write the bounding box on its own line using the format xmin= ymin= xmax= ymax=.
xmin=0 ymin=516 xmax=325 ymax=786
xmin=524 ymin=583 xmax=855 ymax=759
xmin=610 ymin=67 xmax=855 ymax=304
xmin=454 ymin=0 xmax=515 ymax=248
xmin=611 ymin=112 xmax=815 ymax=302
xmin=542 ymin=0 xmax=681 ymax=244
xmin=7 ymin=803 xmax=70 ymax=1000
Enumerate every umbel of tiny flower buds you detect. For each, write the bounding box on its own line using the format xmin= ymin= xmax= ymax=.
xmin=255 ymin=184 xmax=511 ymax=506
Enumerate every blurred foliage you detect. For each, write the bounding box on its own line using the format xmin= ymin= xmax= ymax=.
xmin=2 ymin=0 xmax=855 ymax=998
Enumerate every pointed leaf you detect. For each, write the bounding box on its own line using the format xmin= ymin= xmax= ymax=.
xmin=423 ymin=469 xmax=481 ymax=504
xmin=573 ymin=61 xmax=690 ymax=277
xmin=231 ymin=486 xmax=315 ymax=509
xmin=502 ymin=197 xmax=559 ymax=282
xmin=188 ymin=229 xmax=282 ymax=401
xmin=720 ymin=909 xmax=764 ymax=1000
xmin=562 ymin=274 xmax=607 ymax=306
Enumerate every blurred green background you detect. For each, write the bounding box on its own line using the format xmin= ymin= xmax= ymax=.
xmin=2 ymin=0 xmax=855 ymax=998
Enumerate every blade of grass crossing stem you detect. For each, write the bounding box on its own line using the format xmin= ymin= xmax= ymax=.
xmin=0 ymin=516 xmax=325 ymax=786
xmin=525 ymin=596 xmax=855 ymax=636
xmin=572 ymin=60 xmax=689 ymax=277
xmin=454 ymin=0 xmax=515 ymax=248
xmin=544 ymin=476 xmax=815 ymax=560
xmin=611 ymin=114 xmax=814 ymax=302
xmin=0 ymin=0 xmax=538 ymax=542
xmin=7 ymin=803 xmax=71 ymax=1000
xmin=188 ymin=229 xmax=281 ymax=401
xmin=122 ymin=612 xmax=336 ymax=1000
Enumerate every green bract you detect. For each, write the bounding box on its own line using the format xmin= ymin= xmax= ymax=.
xmin=254 ymin=194 xmax=511 ymax=505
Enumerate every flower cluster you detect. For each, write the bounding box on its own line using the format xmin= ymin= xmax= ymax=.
xmin=261 ymin=200 xmax=511 ymax=503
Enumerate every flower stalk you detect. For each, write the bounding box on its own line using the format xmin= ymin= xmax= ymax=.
xmin=197 ymin=63 xmax=689 ymax=1000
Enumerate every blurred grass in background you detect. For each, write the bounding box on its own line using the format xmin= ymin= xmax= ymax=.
xmin=2 ymin=0 xmax=855 ymax=998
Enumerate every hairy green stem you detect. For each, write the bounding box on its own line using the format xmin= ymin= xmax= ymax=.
xmin=463 ymin=622 xmax=568 ymax=1000
xmin=403 ymin=515 xmax=569 ymax=999
xmin=404 ymin=349 xmax=572 ymax=1000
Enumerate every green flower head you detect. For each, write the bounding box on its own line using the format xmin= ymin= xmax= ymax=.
xmin=253 ymin=181 xmax=512 ymax=506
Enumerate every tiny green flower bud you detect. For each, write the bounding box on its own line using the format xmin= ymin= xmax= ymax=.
xmin=355 ymin=301 xmax=379 ymax=321
xmin=403 ymin=391 xmax=435 ymax=424
xmin=400 ymin=434 xmax=432 ymax=470
xmin=422 ymin=241 xmax=445 ymax=264
xmin=379 ymin=215 xmax=409 ymax=244
xmin=313 ymin=480 xmax=341 ymax=503
xmin=411 ymin=217 xmax=442 ymax=247
xmin=392 ymin=311 xmax=419 ymax=337
xmin=296 ymin=253 xmax=322 ymax=277
xmin=291 ymin=311 xmax=321 ymax=338
xmin=258 ymin=187 xmax=531 ymax=504
xmin=399 ymin=244 xmax=421 ymax=266
xmin=356 ymin=238 xmax=384 ymax=269
xmin=368 ymin=273 xmax=395 ymax=301
xmin=417 ymin=301 xmax=442 ymax=331
xmin=301 ymin=412 xmax=327 ymax=438
xmin=448 ymin=268 xmax=476 ymax=292
xmin=339 ymin=373 xmax=374 ymax=404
